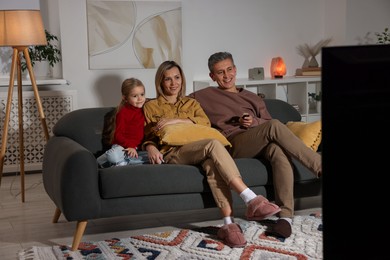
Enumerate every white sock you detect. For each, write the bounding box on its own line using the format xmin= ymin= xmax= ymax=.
xmin=223 ymin=216 xmax=234 ymax=225
xmin=240 ymin=188 xmax=257 ymax=205
xmin=281 ymin=217 xmax=292 ymax=225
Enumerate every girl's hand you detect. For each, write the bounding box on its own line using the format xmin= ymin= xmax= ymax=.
xmin=123 ymin=147 xmax=138 ymax=158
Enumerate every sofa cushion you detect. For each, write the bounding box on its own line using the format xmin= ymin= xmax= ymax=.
xmin=286 ymin=120 xmax=322 ymax=151
xmin=99 ymin=158 xmax=270 ymax=199
xmin=157 ymin=123 xmax=231 ymax=147
xmin=99 ymin=164 xmax=206 ymax=199
xmin=264 ymin=99 xmax=301 ymax=123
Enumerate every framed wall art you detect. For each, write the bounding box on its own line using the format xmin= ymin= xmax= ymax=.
xmin=86 ymin=0 xmax=182 ymax=69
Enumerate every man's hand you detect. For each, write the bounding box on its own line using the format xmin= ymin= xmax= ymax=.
xmin=240 ymin=113 xmax=252 ymax=128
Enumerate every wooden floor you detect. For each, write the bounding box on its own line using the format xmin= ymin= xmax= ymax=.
xmin=0 ymin=172 xmax=321 ymax=260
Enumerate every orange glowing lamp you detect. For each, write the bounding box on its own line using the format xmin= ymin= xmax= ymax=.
xmin=271 ymin=57 xmax=286 ymax=79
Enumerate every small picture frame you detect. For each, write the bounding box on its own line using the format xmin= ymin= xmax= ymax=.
xmin=248 ymin=67 xmax=264 ymax=80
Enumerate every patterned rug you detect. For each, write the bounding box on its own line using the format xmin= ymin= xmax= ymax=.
xmin=18 ymin=215 xmax=322 ymax=260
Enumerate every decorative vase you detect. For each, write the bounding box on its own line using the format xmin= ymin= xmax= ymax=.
xmin=316 ymin=101 xmax=321 ymax=113
xmin=309 ymin=56 xmax=319 ymax=67
xmin=302 ymin=58 xmax=310 ymax=68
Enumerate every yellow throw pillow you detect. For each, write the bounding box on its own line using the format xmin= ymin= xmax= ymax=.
xmin=157 ymin=123 xmax=231 ymax=147
xmin=286 ymin=120 xmax=322 ymax=151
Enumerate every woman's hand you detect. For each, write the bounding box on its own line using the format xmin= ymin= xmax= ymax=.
xmin=239 ymin=113 xmax=253 ymax=128
xmin=145 ymin=144 xmax=164 ymax=164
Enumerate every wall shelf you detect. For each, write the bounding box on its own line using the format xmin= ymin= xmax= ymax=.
xmin=0 ymin=77 xmax=68 ymax=87
xmin=193 ymin=76 xmax=321 ymax=122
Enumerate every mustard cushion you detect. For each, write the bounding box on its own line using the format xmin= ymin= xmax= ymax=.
xmin=157 ymin=123 xmax=231 ymax=147
xmin=286 ymin=120 xmax=322 ymax=151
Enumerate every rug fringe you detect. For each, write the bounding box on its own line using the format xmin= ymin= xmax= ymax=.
xmin=18 ymin=246 xmax=57 ymax=260
xmin=18 ymin=246 xmax=37 ymax=260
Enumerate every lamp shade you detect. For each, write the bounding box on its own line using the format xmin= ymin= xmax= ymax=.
xmin=0 ymin=10 xmax=47 ymax=47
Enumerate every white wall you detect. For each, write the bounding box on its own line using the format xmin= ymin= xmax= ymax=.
xmin=183 ymin=0 xmax=326 ymax=82
xmin=58 ymin=0 xmax=328 ymax=108
xmin=345 ymin=0 xmax=390 ymax=45
xmin=2 ymin=0 xmax=389 ymax=109
xmin=0 ymin=0 xmax=40 ymax=10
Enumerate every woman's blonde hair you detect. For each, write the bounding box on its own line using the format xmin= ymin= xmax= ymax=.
xmin=155 ymin=60 xmax=186 ymax=99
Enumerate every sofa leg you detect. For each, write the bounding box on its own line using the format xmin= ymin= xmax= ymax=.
xmin=71 ymin=220 xmax=88 ymax=251
xmin=52 ymin=208 xmax=61 ymax=223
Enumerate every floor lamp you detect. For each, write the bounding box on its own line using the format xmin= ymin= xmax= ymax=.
xmin=0 ymin=10 xmax=50 ymax=202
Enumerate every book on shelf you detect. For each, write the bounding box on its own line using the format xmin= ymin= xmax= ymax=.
xmin=301 ymin=71 xmax=321 ymax=76
xmin=295 ymin=67 xmax=321 ymax=77
xmin=301 ymin=67 xmax=321 ymax=72
xmin=291 ymin=104 xmax=300 ymax=112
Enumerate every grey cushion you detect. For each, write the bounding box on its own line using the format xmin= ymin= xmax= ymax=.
xmin=264 ymin=99 xmax=301 ymax=123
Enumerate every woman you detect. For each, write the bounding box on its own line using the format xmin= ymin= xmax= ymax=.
xmin=142 ymin=60 xmax=281 ymax=248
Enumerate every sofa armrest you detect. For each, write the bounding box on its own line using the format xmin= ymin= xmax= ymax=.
xmin=42 ymin=136 xmax=102 ymax=221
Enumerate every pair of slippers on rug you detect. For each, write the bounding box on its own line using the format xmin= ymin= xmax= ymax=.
xmin=216 ymin=219 xmax=292 ymax=248
xmin=217 ymin=196 xmax=292 ymax=248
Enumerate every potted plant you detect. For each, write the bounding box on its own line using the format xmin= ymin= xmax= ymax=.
xmin=308 ymin=92 xmax=321 ymax=101
xmin=375 ymin=27 xmax=389 ymax=44
xmin=308 ymin=92 xmax=321 ymax=113
xmin=21 ymin=29 xmax=62 ymax=77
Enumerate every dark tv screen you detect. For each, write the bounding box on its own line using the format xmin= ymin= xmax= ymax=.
xmin=322 ymin=44 xmax=390 ymax=258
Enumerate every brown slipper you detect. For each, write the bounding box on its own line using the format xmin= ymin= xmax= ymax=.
xmin=266 ymin=219 xmax=292 ymax=238
xmin=245 ymin=195 xmax=281 ymax=221
xmin=217 ymin=223 xmax=247 ymax=248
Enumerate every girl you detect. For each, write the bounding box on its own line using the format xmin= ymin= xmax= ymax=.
xmin=97 ymin=78 xmax=149 ymax=167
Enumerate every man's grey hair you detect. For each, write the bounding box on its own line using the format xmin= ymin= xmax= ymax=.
xmin=208 ymin=52 xmax=235 ymax=72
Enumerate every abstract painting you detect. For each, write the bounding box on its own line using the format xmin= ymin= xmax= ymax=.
xmin=86 ymin=0 xmax=181 ymax=69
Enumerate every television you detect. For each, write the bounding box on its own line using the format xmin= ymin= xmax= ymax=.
xmin=322 ymin=44 xmax=390 ymax=259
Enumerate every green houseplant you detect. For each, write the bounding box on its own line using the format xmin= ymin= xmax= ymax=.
xmin=308 ymin=92 xmax=321 ymax=113
xmin=21 ymin=29 xmax=62 ymax=73
xmin=375 ymin=27 xmax=390 ymax=44
xmin=308 ymin=91 xmax=321 ymax=101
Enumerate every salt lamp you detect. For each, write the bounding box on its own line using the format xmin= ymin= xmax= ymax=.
xmin=271 ymin=57 xmax=286 ymax=78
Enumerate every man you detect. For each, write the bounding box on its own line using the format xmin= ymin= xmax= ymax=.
xmin=190 ymin=51 xmax=322 ymax=238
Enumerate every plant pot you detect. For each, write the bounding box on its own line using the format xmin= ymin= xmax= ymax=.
xmin=316 ymin=101 xmax=321 ymax=113
xmin=24 ymin=61 xmax=52 ymax=79
xmin=33 ymin=61 xmax=52 ymax=78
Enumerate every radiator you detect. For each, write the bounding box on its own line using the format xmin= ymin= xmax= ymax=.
xmin=0 ymin=89 xmax=77 ymax=173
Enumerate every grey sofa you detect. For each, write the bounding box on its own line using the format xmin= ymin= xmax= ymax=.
xmin=42 ymin=99 xmax=321 ymax=251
